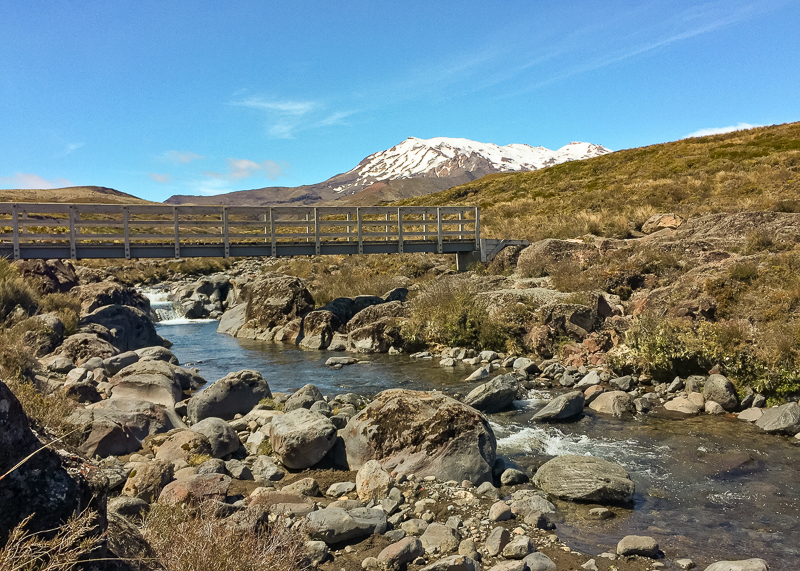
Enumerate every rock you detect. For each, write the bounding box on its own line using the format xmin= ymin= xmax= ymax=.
xmin=513 ymin=357 xmax=540 ymax=374
xmin=217 ymin=303 xmax=248 ymax=337
xmin=539 ymin=303 xmax=598 ymax=340
xmin=476 ymin=481 xmax=500 ymax=498
xmin=588 ymin=507 xmax=613 ymax=519
xmin=23 ymin=313 xmax=66 ymax=357
xmin=581 ymin=560 xmax=599 ymax=571
xmin=251 ymin=456 xmax=285 ymax=483
xmin=284 ymin=383 xmax=324 ymax=412
xmin=502 ymin=535 xmax=533 ymax=559
xmin=281 ymin=477 xmax=319 ymax=496
xmin=190 ymin=417 xmax=240 ymax=458
xmin=574 ymin=370 xmax=602 ymax=390
xmin=327 ymin=481 xmax=356 ymax=498
xmin=703 ymin=559 xmax=768 ymax=571
xmin=501 ymin=468 xmax=528 ymax=486
xmin=705 ymin=401 xmax=726 ymax=415
xmin=357 ymin=459 xmax=392 ymax=501
xmin=154 ymin=430 xmax=212 ymax=465
xmin=224 ymin=459 xmax=252 ymax=479
xmin=523 ymin=552 xmax=557 ymax=571
xmin=616 ymin=535 xmax=659 ymax=557
xmin=234 ymin=273 xmax=315 ymax=340
xmin=642 ymin=212 xmax=684 ymax=234
xmin=463 ymin=373 xmax=518 ymax=413
xmin=102 ymin=351 xmax=140 ymax=375
xmin=108 ymin=359 xmax=185 ymax=407
xmin=510 ymin=495 xmax=555 ymax=517
xmin=342 ymin=389 xmax=497 ymax=484
xmin=488 ymin=501 xmax=512 ymax=521
xmin=703 ymin=374 xmax=739 ymax=411
xmin=196 ymin=458 xmax=226 ymax=475
xmin=299 ymin=310 xmax=341 ymax=350
xmin=305 ymin=507 xmax=388 ymax=544
xmin=755 ymin=402 xmax=800 ymax=435
xmin=159 ymin=473 xmax=231 ymax=505
xmin=533 ymin=455 xmax=635 ymax=504
xmin=47 ymin=355 xmax=75 ymax=374
xmin=465 ymin=366 xmax=490 ymax=382
xmin=269 ymin=408 xmax=337 ymax=469
xmin=135 ymin=346 xmax=179 ymax=364
xmin=664 ymin=393 xmax=705 ymax=415
xmin=609 ymin=375 xmax=634 ymax=391
xmin=122 ymin=460 xmax=174 ymax=503
xmin=379 ymin=536 xmax=425 ymax=568
xmin=737 ymin=408 xmax=763 ymax=423
xmin=0 ymin=381 xmax=106 ymax=540
xmin=400 ymin=519 xmax=429 ymax=536
xmin=305 ymin=540 xmax=330 ymax=566
xmin=588 ymin=391 xmax=634 ymax=417
xmin=348 ymin=315 xmax=405 ymax=353
xmin=108 ymin=496 xmax=150 ymax=519
xmin=76 ymin=397 xmax=186 ymax=458
xmin=485 ymin=526 xmax=511 ymax=556
xmin=81 ymin=304 xmax=166 ymax=352
xmin=187 ymin=369 xmax=272 ymax=423
xmin=419 ymin=555 xmax=481 ymax=571
xmin=458 ymin=538 xmax=480 ymax=561
xmin=420 ymin=522 xmax=461 ymax=554
xmin=584 ymin=385 xmax=604 ymax=404
xmin=676 ymin=559 xmax=695 ymax=569
xmin=59 ymin=332 xmax=120 ymax=365
xmin=532 ymin=391 xmax=585 ymax=422
xmin=73 ymin=281 xmax=151 ymax=316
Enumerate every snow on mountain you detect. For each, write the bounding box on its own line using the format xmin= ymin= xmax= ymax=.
xmin=330 ymin=137 xmax=611 ymax=193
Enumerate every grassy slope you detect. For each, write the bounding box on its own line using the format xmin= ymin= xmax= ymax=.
xmin=0 ymin=186 xmax=153 ymax=204
xmin=397 ymin=122 xmax=800 ymax=240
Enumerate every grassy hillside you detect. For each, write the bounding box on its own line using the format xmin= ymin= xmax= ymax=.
xmin=398 ymin=122 xmax=800 ymax=240
xmin=0 ymin=186 xmax=152 ymax=204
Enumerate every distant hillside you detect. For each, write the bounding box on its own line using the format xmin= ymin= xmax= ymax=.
xmin=0 ymin=186 xmax=152 ymax=204
xmin=397 ymin=122 xmax=800 ymax=241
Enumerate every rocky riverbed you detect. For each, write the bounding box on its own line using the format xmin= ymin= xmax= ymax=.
xmin=3 ymin=245 xmax=799 ymax=571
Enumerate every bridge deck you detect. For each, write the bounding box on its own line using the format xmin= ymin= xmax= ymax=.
xmin=0 ymin=203 xmax=480 ymax=261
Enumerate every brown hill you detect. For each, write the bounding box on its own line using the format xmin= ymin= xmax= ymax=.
xmin=0 ymin=186 xmax=152 ymax=204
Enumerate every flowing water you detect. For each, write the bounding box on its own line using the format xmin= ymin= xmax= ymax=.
xmin=154 ymin=317 xmax=800 ymax=570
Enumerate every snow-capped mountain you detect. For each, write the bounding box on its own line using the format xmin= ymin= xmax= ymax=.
xmin=323 ymin=137 xmax=612 ymax=195
xmin=165 ymin=137 xmax=611 ymax=206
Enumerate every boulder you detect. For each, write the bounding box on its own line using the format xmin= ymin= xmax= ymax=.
xmin=617 ymin=535 xmax=659 ymax=557
xmin=75 ymin=397 xmax=186 ymax=458
xmin=23 ymin=313 xmax=65 ymax=357
xmin=72 ymin=281 xmax=151 ymax=316
xmin=122 ymin=460 xmax=173 ymax=503
xmin=305 ymin=507 xmax=388 ymax=544
xmin=588 ymin=391 xmax=634 ymax=417
xmin=523 ymin=552 xmax=557 ymax=571
xmin=641 ymin=212 xmax=684 ymax=234
xmin=517 ymin=239 xmax=598 ymax=268
xmin=80 ymin=304 xmax=166 ymax=352
xmin=703 ymin=374 xmax=739 ymax=411
xmin=539 ymin=303 xmax=598 ymax=340
xmin=755 ymin=402 xmax=800 ymax=435
xmin=347 ymin=316 xmax=405 ymax=353
xmin=187 ymin=369 xmax=272 ymax=423
xmin=13 ymin=259 xmax=78 ymax=294
xmin=574 ymin=370 xmax=602 ymax=390
xmin=533 ymin=455 xmax=635 ymax=504
xmin=419 ymin=555 xmax=481 ymax=571
xmin=420 ymin=522 xmax=461 ymax=554
xmin=347 ymin=301 xmax=406 ymax=333
xmin=0 ymin=380 xmax=107 ymax=540
xmin=703 ymin=560 xmax=768 ymax=571
xmin=299 ymin=310 xmax=341 ymax=350
xmin=356 ymin=459 xmax=392 ymax=501
xmin=217 ymin=303 xmax=248 ymax=337
xmin=154 ymin=430 xmax=212 ymax=465
xmin=235 ymin=273 xmax=315 ymax=340
xmin=59 ymin=332 xmax=120 ymax=365
xmin=342 ymin=389 xmax=497 ymax=484
xmin=189 ymin=417 xmax=240 ymax=458
xmin=664 ymin=393 xmax=705 ymax=415
xmin=108 ymin=359 xmax=185 ymax=407
xmin=463 ymin=373 xmax=518 ymax=413
xmin=378 ymin=537 xmax=424 ymax=568
xmin=532 ymin=391 xmax=585 ymax=422
xmin=102 ymin=351 xmax=140 ymax=375
xmin=284 ymin=383 xmax=324 ymax=412
xmin=269 ymin=408 xmax=337 ymax=469
xmin=135 ymin=346 xmax=179 ymax=364
xmin=159 ymin=473 xmax=231 ymax=505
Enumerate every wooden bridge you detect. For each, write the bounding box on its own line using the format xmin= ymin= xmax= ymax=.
xmin=0 ymin=203 xmax=514 ymax=269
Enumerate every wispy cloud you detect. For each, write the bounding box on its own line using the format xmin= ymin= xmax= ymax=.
xmin=149 ymin=172 xmax=172 ymax=183
xmin=0 ymin=173 xmax=73 ymax=189
xmin=230 ymin=96 xmax=355 ymax=139
xmin=163 ymin=150 xmax=205 ymax=164
xmin=203 ymin=158 xmax=288 ymax=181
xmin=684 ymin=123 xmax=762 ymax=138
xmin=55 ymin=142 xmax=84 ymax=158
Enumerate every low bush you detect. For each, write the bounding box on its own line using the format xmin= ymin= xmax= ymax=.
xmin=4 ymin=380 xmax=79 ymax=441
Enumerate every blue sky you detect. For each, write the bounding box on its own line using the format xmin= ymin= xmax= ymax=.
xmin=1 ymin=0 xmax=798 ymax=202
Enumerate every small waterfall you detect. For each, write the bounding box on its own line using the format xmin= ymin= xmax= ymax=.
xmin=141 ymin=289 xmax=185 ymax=323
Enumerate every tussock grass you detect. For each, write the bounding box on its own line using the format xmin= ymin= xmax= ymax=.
xmin=78 ymin=258 xmax=234 ymax=285
xmin=141 ymin=503 xmax=309 ymax=571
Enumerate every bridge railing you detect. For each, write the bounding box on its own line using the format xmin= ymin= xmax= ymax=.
xmin=0 ymin=203 xmax=479 ymax=260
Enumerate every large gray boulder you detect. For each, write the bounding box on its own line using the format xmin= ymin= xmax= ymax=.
xmin=533 ymin=455 xmax=635 ymax=504
xmin=190 ymin=417 xmax=240 ymax=458
xmin=703 ymin=559 xmax=768 ymax=571
xmin=187 ymin=370 xmax=272 ymax=423
xmin=80 ymin=304 xmax=167 ymax=352
xmin=305 ymin=507 xmax=388 ymax=544
xmin=108 ymin=359 xmax=185 ymax=407
xmin=341 ymin=389 xmax=497 ymax=484
xmin=703 ymin=374 xmax=739 ymax=411
xmin=532 ymin=391 xmax=585 ymax=422
xmin=73 ymin=397 xmax=186 ymax=458
xmin=269 ymin=408 xmax=337 ymax=469
xmin=284 ymin=383 xmax=324 ymax=412
xmin=463 ymin=373 xmax=519 ymax=413
xmin=755 ymin=402 xmax=800 ymax=435
xmin=234 ymin=273 xmax=315 ymax=340
xmin=59 ymin=332 xmax=120 ymax=365
xmin=217 ymin=303 xmax=248 ymax=337
xmin=299 ymin=310 xmax=341 ymax=350
xmin=588 ymin=391 xmax=634 ymax=417
xmin=72 ymin=281 xmax=151 ymax=316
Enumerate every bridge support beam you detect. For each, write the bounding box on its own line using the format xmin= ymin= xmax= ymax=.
xmin=456 ymin=250 xmax=482 ymax=272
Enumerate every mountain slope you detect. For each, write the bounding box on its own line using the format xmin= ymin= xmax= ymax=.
xmin=165 ymin=137 xmax=610 ymax=206
xmin=0 ymin=186 xmax=152 ymax=204
xmin=396 ymin=122 xmax=800 ymax=241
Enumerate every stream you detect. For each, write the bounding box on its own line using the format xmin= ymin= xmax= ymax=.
xmin=155 ymin=318 xmax=800 ymax=570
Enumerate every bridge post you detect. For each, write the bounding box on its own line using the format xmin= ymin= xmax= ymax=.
xmin=456 ymin=251 xmax=481 ymax=272
xmin=269 ymin=208 xmax=276 ymax=257
xmin=68 ymin=206 xmax=77 ymax=260
xmin=11 ymin=205 xmax=19 ymax=261
xmin=314 ymin=207 xmax=320 ymax=255
xmin=123 ymin=207 xmax=131 ymax=260
xmin=222 ymin=207 xmax=230 ymax=258
xmin=436 ymin=207 xmax=443 ymax=254
xmin=173 ymin=207 xmax=180 ymax=259
xmin=474 ymin=206 xmax=480 ymax=250
xmin=356 ymin=208 xmax=363 ymax=254
xmin=397 ymin=208 xmax=404 ymax=253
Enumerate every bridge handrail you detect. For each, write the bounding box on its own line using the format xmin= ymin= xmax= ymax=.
xmin=0 ymin=203 xmax=480 ymax=261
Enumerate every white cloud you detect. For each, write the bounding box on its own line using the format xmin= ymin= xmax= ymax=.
xmin=203 ymin=158 xmax=288 ymax=182
xmin=230 ymin=96 xmax=356 ymax=139
xmin=149 ymin=173 xmax=172 ymax=183
xmin=0 ymin=172 xmax=73 ymax=189
xmin=163 ymin=150 xmax=205 ymax=164
xmin=55 ymin=142 xmax=85 ymax=158
xmin=232 ymin=98 xmax=318 ymax=116
xmin=684 ymin=123 xmax=762 ymax=138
